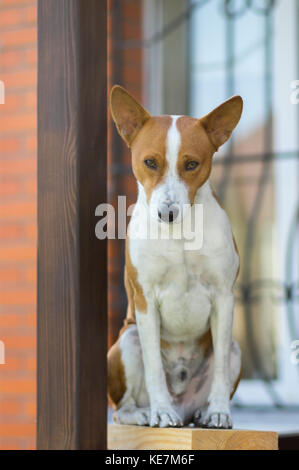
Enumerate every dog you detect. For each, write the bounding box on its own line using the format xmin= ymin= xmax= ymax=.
xmin=108 ymin=85 xmax=243 ymax=429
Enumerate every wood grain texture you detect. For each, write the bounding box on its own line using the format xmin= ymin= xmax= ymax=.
xmin=37 ymin=0 xmax=107 ymax=450
xmin=108 ymin=424 xmax=278 ymax=450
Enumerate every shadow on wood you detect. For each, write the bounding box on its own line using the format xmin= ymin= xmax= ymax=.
xmin=108 ymin=424 xmax=278 ymax=450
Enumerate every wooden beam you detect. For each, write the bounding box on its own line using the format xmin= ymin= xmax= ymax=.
xmin=108 ymin=424 xmax=278 ymax=450
xmin=37 ymin=0 xmax=107 ymax=450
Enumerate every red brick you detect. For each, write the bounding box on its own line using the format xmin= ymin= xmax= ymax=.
xmin=0 ymin=439 xmax=23 ymax=450
xmin=0 ymin=113 xmax=36 ymax=132
xmin=123 ymin=48 xmax=142 ymax=64
xmin=123 ymin=21 xmax=142 ymax=40
xmin=0 ymin=225 xmax=22 ymax=239
xmin=24 ymin=179 xmax=37 ymax=195
xmin=0 ymin=423 xmax=36 ymax=437
xmin=0 ymin=313 xmax=35 ymax=327
xmin=0 ymin=0 xmax=35 ymax=6
xmin=2 ymin=94 xmax=24 ymax=112
xmin=24 ymin=222 xmax=37 ymax=239
xmin=123 ymin=67 xmax=142 ymax=86
xmin=24 ymin=90 xmax=36 ymax=108
xmin=0 ymin=401 xmax=20 ymax=415
xmin=0 ymin=158 xmax=36 ymax=175
xmin=3 ymin=336 xmax=36 ymax=351
xmin=0 ymin=6 xmax=36 ymax=29
xmin=24 ymin=266 xmax=36 ymax=283
xmin=0 ymin=50 xmax=22 ymax=69
xmin=0 ymin=138 xmax=19 ymax=153
xmin=0 ymin=27 xmax=36 ymax=48
xmin=24 ymin=401 xmax=35 ymax=417
xmin=0 ymin=314 xmax=20 ymax=327
xmin=2 ymin=357 xmax=22 ymax=370
xmin=0 ymin=268 xmax=21 ymax=282
xmin=24 ymin=49 xmax=37 ymax=66
xmin=0 ymin=69 xmax=36 ymax=90
xmin=0 ymin=439 xmax=24 ymax=451
xmin=0 ymin=0 xmax=37 ymax=451
xmin=0 ymin=201 xmax=36 ymax=218
xmin=24 ymin=313 xmax=36 ymax=327
xmin=0 ymin=245 xmax=36 ymax=262
xmin=0 ymin=379 xmax=35 ymax=395
xmin=122 ymin=1 xmax=142 ymax=20
xmin=24 ymin=136 xmax=37 ymax=152
xmin=0 ymin=181 xmax=21 ymax=196
xmin=0 ymin=289 xmax=36 ymax=305
xmin=26 ymin=357 xmax=36 ymax=372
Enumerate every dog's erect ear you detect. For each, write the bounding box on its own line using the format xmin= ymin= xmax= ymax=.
xmin=200 ymin=96 xmax=243 ymax=150
xmin=110 ymin=85 xmax=151 ymax=147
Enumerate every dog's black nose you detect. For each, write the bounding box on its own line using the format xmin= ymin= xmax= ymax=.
xmin=158 ymin=206 xmax=178 ymax=223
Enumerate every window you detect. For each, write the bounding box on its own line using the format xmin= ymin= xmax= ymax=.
xmin=144 ymin=0 xmax=299 ymax=406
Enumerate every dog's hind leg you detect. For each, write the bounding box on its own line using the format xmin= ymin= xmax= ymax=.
xmin=108 ymin=325 xmax=150 ymax=425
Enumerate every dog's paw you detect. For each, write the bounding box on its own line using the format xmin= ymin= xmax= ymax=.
xmin=150 ymin=405 xmax=183 ymax=428
xmin=134 ymin=408 xmax=151 ymax=426
xmin=194 ymin=409 xmax=232 ymax=429
xmin=114 ymin=407 xmax=150 ymax=426
xmin=204 ymin=412 xmax=232 ymax=429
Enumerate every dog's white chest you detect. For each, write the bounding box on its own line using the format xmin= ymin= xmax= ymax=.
xmin=156 ymin=249 xmax=212 ymax=341
xmin=129 ymin=236 xmax=215 ymax=342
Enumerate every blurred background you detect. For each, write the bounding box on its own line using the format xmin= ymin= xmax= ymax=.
xmin=107 ymin=0 xmax=299 ymax=447
xmin=0 ymin=0 xmax=298 ymax=450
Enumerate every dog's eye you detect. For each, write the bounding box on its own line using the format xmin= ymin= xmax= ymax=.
xmin=185 ymin=161 xmax=199 ymax=171
xmin=144 ymin=158 xmax=158 ymax=170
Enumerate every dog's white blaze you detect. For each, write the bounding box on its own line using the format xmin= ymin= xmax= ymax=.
xmin=149 ymin=115 xmax=189 ymax=221
xmin=165 ymin=115 xmax=181 ymax=177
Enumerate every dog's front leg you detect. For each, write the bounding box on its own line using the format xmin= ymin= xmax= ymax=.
xmin=136 ymin=305 xmax=183 ymax=428
xmin=204 ymin=292 xmax=234 ymax=429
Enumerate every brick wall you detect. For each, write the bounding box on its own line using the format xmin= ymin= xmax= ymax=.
xmin=0 ymin=0 xmax=142 ymax=449
xmin=108 ymin=0 xmax=143 ymax=348
xmin=0 ymin=0 xmax=37 ymax=450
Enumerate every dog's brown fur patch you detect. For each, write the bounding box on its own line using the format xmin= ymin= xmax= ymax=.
xmin=124 ymin=237 xmax=147 ymax=315
xmin=197 ymin=328 xmax=213 ymax=358
xmin=130 ymin=115 xmax=172 ymax=203
xmin=176 ymin=117 xmax=214 ymax=204
xmin=107 ymin=339 xmax=126 ymax=408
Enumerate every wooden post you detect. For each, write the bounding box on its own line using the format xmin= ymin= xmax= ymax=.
xmin=37 ymin=0 xmax=107 ymax=449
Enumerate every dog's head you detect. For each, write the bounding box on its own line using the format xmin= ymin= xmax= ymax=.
xmin=110 ymin=86 xmax=243 ymax=224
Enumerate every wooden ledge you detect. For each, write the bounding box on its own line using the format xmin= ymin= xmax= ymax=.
xmin=108 ymin=424 xmax=278 ymax=450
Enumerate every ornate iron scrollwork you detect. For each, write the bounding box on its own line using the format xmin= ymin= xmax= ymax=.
xmin=224 ymin=0 xmax=275 ymax=18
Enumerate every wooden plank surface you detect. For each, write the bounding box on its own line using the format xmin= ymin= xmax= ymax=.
xmin=108 ymin=424 xmax=278 ymax=450
xmin=37 ymin=0 xmax=107 ymax=449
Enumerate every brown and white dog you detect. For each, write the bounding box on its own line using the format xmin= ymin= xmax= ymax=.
xmin=108 ymin=86 xmax=243 ymax=429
